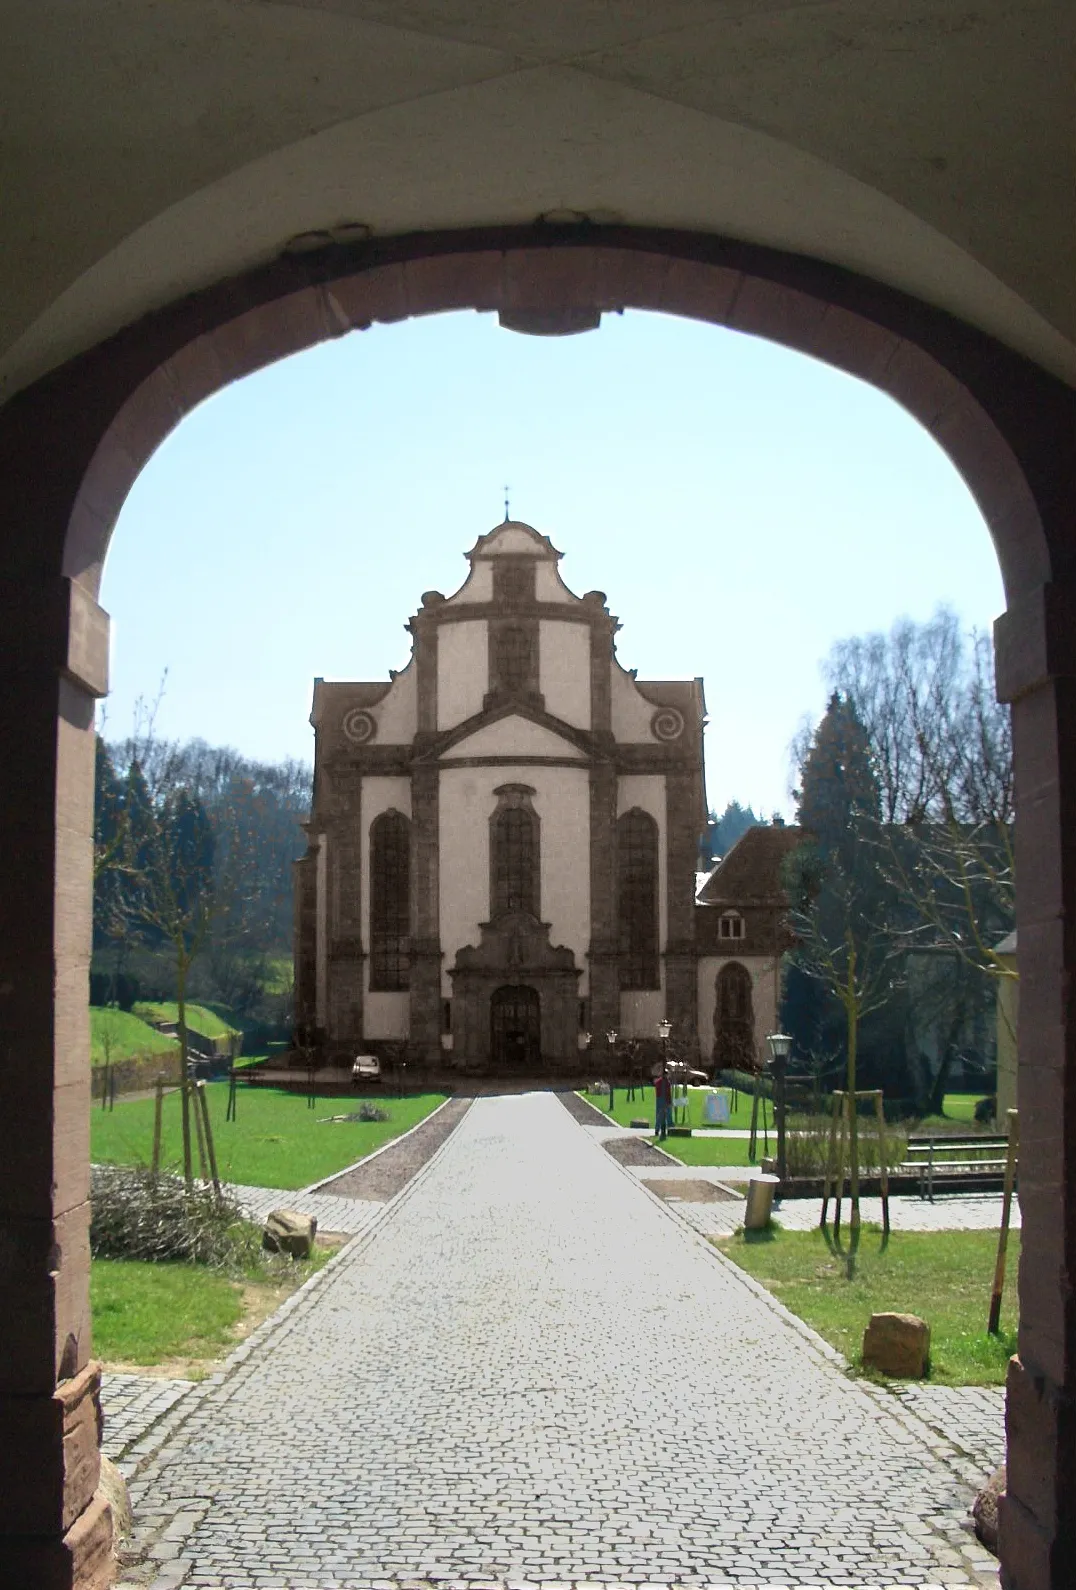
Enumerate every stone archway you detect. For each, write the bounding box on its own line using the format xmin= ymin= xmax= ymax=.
xmin=0 ymin=226 xmax=1073 ymax=1588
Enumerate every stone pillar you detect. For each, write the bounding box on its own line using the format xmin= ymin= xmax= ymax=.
xmin=664 ymin=770 xmax=699 ymax=1039
xmin=409 ymin=763 xmax=442 ymax=1062
xmin=292 ymin=847 xmax=317 ymax=1037
xmin=587 ymin=760 xmax=619 ymax=1037
xmin=995 ymin=585 xmax=1076 ymax=1590
xmin=0 ymin=577 xmax=113 ymax=1586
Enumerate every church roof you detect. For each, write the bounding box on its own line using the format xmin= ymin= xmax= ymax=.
xmin=696 ymin=824 xmax=803 ymax=906
xmin=466 ymin=520 xmax=561 ymax=561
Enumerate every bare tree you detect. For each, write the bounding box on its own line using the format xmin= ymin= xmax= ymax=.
xmin=810 ymin=611 xmax=1015 ymax=1081
xmin=784 ymin=816 xmax=904 ymax=1268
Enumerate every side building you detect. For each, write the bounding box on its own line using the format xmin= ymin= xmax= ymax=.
xmin=694 ymin=824 xmax=803 ymax=1073
xmin=294 ymin=519 xmax=708 ymax=1074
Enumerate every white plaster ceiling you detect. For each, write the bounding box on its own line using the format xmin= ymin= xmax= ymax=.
xmin=1 ymin=0 xmax=1072 ymax=397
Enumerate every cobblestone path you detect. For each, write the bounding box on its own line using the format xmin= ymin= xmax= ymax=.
xmin=125 ymin=1093 xmax=997 ymax=1588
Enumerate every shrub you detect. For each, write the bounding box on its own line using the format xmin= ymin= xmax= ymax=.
xmin=784 ymin=1114 xmax=908 ymax=1179
xmin=356 ymin=1102 xmax=390 ymax=1123
xmin=90 ymin=1164 xmax=263 ymax=1272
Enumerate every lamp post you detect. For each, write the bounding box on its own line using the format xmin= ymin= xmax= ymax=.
xmin=657 ymin=1018 xmax=673 ymax=1140
xmin=605 ymin=1029 xmax=619 ymax=1109
xmin=766 ymin=1031 xmax=794 ymax=1187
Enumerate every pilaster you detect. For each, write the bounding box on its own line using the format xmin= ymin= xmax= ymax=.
xmin=665 ymin=770 xmax=700 ymax=1039
xmin=324 ymin=775 xmax=363 ymax=1044
xmin=587 ymin=761 xmax=619 ymax=1037
xmin=409 ymin=765 xmax=442 ymax=1060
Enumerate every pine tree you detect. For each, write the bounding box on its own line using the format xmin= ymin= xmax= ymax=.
xmin=784 ymin=692 xmax=900 ymax=1269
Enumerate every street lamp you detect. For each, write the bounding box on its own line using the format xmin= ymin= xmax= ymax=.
xmin=605 ymin=1029 xmax=618 ymax=1109
xmin=766 ymin=1031 xmax=794 ymax=1186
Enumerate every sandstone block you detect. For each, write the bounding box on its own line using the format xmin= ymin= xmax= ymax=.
xmin=973 ymin=1463 xmax=1005 ymax=1555
xmin=263 ymin=1208 xmax=317 ymax=1258
xmin=862 ymin=1311 xmax=930 ymax=1378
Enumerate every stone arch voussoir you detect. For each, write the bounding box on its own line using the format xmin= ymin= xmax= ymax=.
xmin=65 ymin=235 xmax=1049 ymax=603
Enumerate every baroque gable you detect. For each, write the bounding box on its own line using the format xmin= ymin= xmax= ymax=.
xmin=439 ymin=712 xmax=588 ymax=763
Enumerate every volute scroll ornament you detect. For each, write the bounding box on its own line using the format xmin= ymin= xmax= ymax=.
xmin=342 ymin=708 xmax=377 ymax=745
xmin=650 ymin=707 xmax=684 ymax=742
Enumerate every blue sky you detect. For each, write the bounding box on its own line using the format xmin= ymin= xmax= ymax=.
xmin=100 ymin=308 xmax=1004 ymax=817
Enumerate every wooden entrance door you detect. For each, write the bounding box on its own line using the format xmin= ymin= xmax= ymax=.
xmin=490 ymin=984 xmax=541 ymax=1071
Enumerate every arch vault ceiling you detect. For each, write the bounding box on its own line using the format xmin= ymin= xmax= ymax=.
xmin=1 ymin=0 xmax=1072 ymax=396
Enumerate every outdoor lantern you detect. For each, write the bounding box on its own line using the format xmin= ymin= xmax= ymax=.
xmin=766 ymin=1031 xmax=794 ymax=1066
xmin=606 ymin=1028 xmax=618 ymax=1046
xmin=657 ymin=1017 xmax=672 ymax=1041
xmin=765 ymin=1032 xmax=794 ymax=1187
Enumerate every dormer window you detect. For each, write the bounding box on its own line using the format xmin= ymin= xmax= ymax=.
xmin=719 ymin=911 xmax=745 ymax=941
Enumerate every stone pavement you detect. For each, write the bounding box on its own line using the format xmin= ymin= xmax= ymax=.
xmin=227 ymin=1181 xmax=382 ymax=1235
xmin=116 ymin=1092 xmax=999 ymax=1588
xmin=102 ymin=1374 xmax=196 ymax=1479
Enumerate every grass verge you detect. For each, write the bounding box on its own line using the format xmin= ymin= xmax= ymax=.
xmin=91 ymin=1084 xmax=449 ymax=1189
xmin=91 ymin=1007 xmax=177 ymax=1066
xmin=717 ymin=1223 xmax=1018 ymax=1385
xmin=91 ymin=1248 xmax=332 ymax=1368
xmin=133 ymin=1000 xmax=240 ymax=1040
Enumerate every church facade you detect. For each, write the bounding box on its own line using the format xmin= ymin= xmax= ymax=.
xmin=294 ymin=518 xmax=730 ymax=1075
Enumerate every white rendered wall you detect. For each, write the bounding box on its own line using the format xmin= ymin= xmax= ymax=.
xmin=611 ymin=659 xmax=658 ymax=741
xmin=439 ymin=764 xmax=591 ymax=994
xmin=483 ymin=527 xmax=545 ymax=555
xmin=442 ymin=715 xmax=585 ymax=760
xmin=535 ymin=561 xmax=574 ymax=603
xmin=437 ymin=620 xmax=487 ymax=728
xmin=361 ymin=776 xmax=412 ymax=1039
xmin=539 ymin=620 xmax=591 ymax=728
xmin=697 ymin=953 xmax=780 ymax=1070
xmin=443 ymin=561 xmax=493 ymax=605
xmin=315 ymin=833 xmax=327 ymax=1028
xmin=373 ymin=661 xmax=417 ymax=743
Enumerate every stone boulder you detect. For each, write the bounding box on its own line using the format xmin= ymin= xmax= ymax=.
xmin=98 ymin=1453 xmax=133 ymax=1543
xmin=263 ymin=1208 xmax=317 ymax=1258
xmin=973 ymin=1464 xmax=1005 ymax=1556
xmin=862 ymin=1311 xmax=930 ymax=1378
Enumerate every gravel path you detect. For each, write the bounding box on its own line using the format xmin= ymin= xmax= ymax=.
xmin=120 ymin=1092 xmax=997 ymax=1588
xmin=316 ymin=1095 xmax=472 ymax=1200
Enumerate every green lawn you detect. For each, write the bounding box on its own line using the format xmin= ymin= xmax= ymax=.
xmin=653 ymin=1134 xmax=756 ymax=1168
xmin=581 ymin=1085 xmax=765 ymax=1132
xmin=91 ymin=1257 xmax=244 ymax=1364
xmin=91 ymin=1007 xmax=177 ymax=1066
xmin=91 ymin=1084 xmax=448 ymax=1189
xmin=133 ymin=1000 xmax=240 ymax=1040
xmin=941 ymin=1093 xmax=991 ymax=1123
xmin=720 ymin=1224 xmax=1018 ymax=1385
xmin=90 ymin=1247 xmax=331 ymax=1366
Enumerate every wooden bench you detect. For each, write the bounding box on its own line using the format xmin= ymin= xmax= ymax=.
xmin=903 ymin=1133 xmax=1012 ymax=1201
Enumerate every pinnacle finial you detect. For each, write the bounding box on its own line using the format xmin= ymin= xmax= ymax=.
xmin=503 ymin=483 xmax=510 ymax=522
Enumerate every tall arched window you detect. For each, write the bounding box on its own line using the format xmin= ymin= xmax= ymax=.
xmin=617 ymin=808 xmax=659 ymax=989
xmin=491 ymin=791 xmax=539 ymax=917
xmin=370 ymin=810 xmax=410 ymax=990
xmin=714 ymin=962 xmax=755 ymax=1071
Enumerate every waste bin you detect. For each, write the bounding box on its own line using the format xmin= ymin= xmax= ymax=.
xmin=744 ymin=1172 xmax=780 ymax=1231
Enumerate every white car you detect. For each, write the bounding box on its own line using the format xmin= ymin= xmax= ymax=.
xmin=351 ymin=1054 xmax=382 ymax=1084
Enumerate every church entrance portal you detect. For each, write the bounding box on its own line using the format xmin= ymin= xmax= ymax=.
xmin=490 ymin=985 xmax=541 ymax=1071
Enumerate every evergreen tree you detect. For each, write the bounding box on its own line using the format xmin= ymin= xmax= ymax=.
xmin=703 ymin=800 xmax=766 ymax=865
xmin=783 ymin=692 xmax=902 ymax=1264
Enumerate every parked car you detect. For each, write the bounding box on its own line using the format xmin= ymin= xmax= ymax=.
xmin=665 ymin=1058 xmax=708 ymax=1086
xmin=351 ymin=1054 xmax=382 ymax=1085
